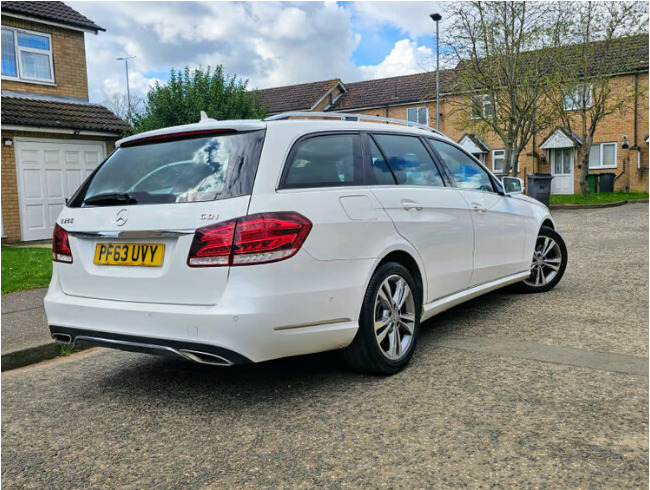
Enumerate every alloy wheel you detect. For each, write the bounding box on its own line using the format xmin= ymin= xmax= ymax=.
xmin=373 ymin=274 xmax=416 ymax=360
xmin=524 ymin=235 xmax=563 ymax=287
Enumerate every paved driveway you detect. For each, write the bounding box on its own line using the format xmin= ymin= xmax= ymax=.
xmin=2 ymin=203 xmax=648 ymax=488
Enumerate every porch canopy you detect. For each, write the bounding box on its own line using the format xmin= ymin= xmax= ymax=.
xmin=458 ymin=133 xmax=490 ymax=155
xmin=539 ymin=127 xmax=582 ymax=150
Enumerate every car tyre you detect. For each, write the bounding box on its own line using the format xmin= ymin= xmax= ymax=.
xmin=517 ymin=226 xmax=567 ymax=293
xmin=343 ymin=262 xmax=421 ymax=375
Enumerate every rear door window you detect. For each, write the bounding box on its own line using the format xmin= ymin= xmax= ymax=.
xmin=69 ymin=130 xmax=265 ymax=207
xmin=281 ymin=134 xmax=363 ymax=189
xmin=371 ymin=134 xmax=445 ymax=187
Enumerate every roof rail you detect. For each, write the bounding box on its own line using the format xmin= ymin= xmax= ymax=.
xmin=264 ymin=111 xmax=443 ymax=135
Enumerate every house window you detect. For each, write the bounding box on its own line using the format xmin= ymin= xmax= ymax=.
xmin=470 ymin=95 xmax=495 ymax=120
xmin=492 ymin=149 xmax=520 ymax=174
xmin=1 ymin=27 xmax=54 ymax=83
xmin=407 ymin=107 xmax=428 ymax=125
xmin=492 ymin=149 xmax=505 ymax=174
xmin=589 ymin=142 xmax=617 ymax=169
xmin=563 ymin=84 xmax=592 ymax=111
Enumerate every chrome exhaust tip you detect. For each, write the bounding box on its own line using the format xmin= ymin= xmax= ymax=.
xmin=51 ymin=333 xmax=73 ymax=344
xmin=178 ymin=349 xmax=234 ymax=366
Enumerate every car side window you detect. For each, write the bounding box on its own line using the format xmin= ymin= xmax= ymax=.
xmin=428 ymin=139 xmax=495 ymax=192
xmin=372 ymin=134 xmax=444 ymax=187
xmin=282 ymin=134 xmax=361 ymax=189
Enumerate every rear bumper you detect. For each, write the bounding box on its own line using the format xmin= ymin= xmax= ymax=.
xmin=49 ymin=326 xmax=252 ymax=365
xmin=45 ymin=253 xmax=374 ymax=363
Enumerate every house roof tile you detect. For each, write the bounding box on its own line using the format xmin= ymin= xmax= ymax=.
xmin=1 ymin=1 xmax=104 ymax=32
xmin=257 ymin=35 xmax=648 ymax=114
xmin=255 ymin=79 xmax=342 ymax=114
xmin=329 ymin=69 xmax=456 ymax=111
xmin=1 ymin=95 xmax=128 ymax=134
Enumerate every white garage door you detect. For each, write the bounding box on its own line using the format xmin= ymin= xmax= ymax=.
xmin=15 ymin=138 xmax=106 ymax=241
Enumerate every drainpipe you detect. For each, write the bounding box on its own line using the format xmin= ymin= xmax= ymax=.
xmin=634 ymin=73 xmax=638 ymax=149
xmin=532 ymin=130 xmax=537 ymax=174
xmin=634 ymin=73 xmax=641 ymax=170
xmin=615 ymin=73 xmax=639 ymax=186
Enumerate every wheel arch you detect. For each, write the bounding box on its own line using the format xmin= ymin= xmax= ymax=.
xmin=541 ymin=218 xmax=555 ymax=230
xmin=376 ymin=250 xmax=425 ymax=307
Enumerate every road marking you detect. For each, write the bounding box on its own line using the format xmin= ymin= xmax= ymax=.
xmin=427 ymin=335 xmax=649 ymax=376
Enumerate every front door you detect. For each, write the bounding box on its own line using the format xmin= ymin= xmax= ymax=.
xmin=427 ymin=138 xmax=529 ymax=286
xmin=551 ymin=148 xmax=574 ymax=195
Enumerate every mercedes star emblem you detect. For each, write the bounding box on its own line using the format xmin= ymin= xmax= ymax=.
xmin=115 ymin=209 xmax=128 ymax=226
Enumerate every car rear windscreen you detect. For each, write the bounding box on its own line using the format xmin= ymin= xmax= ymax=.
xmin=69 ymin=130 xmax=265 ymax=207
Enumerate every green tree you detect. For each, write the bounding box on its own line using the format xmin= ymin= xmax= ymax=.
xmin=132 ymin=66 xmax=267 ymax=134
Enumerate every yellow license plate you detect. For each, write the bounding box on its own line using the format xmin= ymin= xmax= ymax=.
xmin=94 ymin=243 xmax=165 ymax=267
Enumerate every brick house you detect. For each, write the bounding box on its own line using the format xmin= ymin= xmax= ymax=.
xmin=1 ymin=1 xmax=128 ymax=242
xmin=257 ymin=35 xmax=649 ymax=195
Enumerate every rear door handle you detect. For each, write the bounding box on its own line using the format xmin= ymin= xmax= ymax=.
xmin=472 ymin=203 xmax=487 ymax=214
xmin=401 ymin=199 xmax=423 ymax=211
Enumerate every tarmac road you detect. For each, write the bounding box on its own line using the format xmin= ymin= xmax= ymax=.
xmin=2 ymin=203 xmax=648 ymax=489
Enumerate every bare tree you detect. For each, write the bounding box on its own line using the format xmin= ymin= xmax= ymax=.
xmin=102 ymin=92 xmax=144 ymax=125
xmin=544 ymin=1 xmax=648 ymax=195
xmin=444 ymin=1 xmax=560 ymax=176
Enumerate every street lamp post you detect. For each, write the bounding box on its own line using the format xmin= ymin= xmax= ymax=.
xmin=430 ymin=13 xmax=442 ymax=131
xmin=116 ymin=56 xmax=136 ymax=120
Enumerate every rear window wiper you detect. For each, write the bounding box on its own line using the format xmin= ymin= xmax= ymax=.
xmin=83 ymin=192 xmax=138 ymax=206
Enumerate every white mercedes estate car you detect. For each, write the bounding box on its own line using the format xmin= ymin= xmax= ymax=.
xmin=46 ymin=112 xmax=567 ymax=374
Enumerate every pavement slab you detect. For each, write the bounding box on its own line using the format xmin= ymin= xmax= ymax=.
xmin=1 ymin=288 xmax=57 ymax=371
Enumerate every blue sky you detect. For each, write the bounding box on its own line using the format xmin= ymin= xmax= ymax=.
xmin=73 ymin=1 xmax=450 ymax=103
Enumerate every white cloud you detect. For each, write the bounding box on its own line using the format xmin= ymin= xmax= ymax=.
xmin=351 ymin=2 xmax=453 ymax=39
xmin=73 ymin=1 xmax=448 ymax=104
xmin=358 ymin=39 xmax=433 ymax=80
xmin=75 ymin=1 xmax=364 ymax=102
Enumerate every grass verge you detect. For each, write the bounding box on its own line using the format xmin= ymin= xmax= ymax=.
xmin=549 ymin=192 xmax=649 ymax=206
xmin=1 ymin=247 xmax=52 ymax=294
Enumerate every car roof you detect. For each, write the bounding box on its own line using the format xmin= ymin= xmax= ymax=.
xmin=116 ymin=115 xmax=454 ymax=148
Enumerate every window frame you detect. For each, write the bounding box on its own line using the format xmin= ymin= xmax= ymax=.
xmin=1 ymin=27 xmax=55 ymax=84
xmin=492 ymin=149 xmax=505 ymax=174
xmin=277 ymin=131 xmax=365 ymax=190
xmin=406 ymin=106 xmax=429 ymax=125
xmin=490 ymin=149 xmax=521 ymax=174
xmin=470 ymin=94 xmax=496 ymax=120
xmin=563 ymin=84 xmax=592 ymax=111
xmin=588 ymin=142 xmax=617 ymax=170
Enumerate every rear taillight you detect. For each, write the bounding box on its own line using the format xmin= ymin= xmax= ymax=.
xmin=53 ymin=224 xmax=73 ymax=263
xmin=187 ymin=212 xmax=312 ymax=267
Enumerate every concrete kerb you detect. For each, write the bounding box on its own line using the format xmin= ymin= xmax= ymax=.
xmin=1 ymin=343 xmax=60 ymax=372
xmin=549 ymin=198 xmax=648 ymax=210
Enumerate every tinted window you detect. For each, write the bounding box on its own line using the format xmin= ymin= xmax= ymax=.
xmin=429 ymin=139 xmax=495 ymax=192
xmin=368 ymin=139 xmax=396 ymax=185
xmin=70 ymin=131 xmax=265 ymax=207
xmin=372 ymin=134 xmax=444 ymax=187
xmin=283 ymin=134 xmax=361 ymax=189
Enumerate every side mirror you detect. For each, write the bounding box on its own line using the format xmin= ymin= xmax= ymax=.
xmin=502 ymin=176 xmax=524 ymax=195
